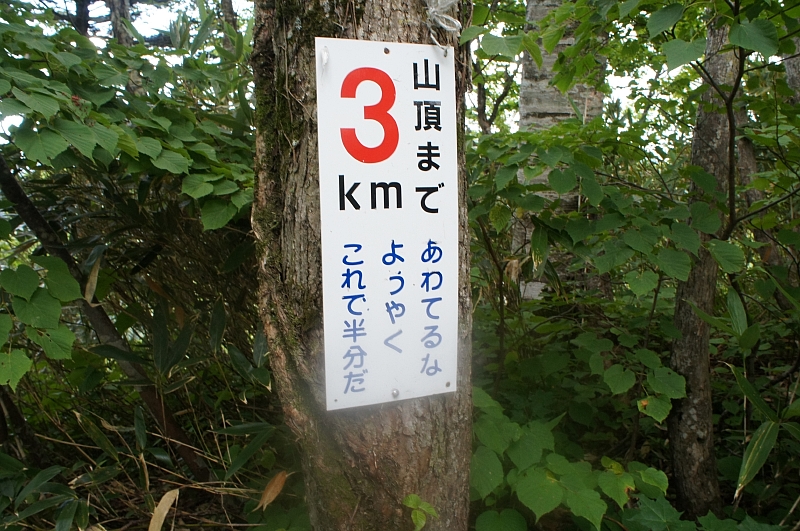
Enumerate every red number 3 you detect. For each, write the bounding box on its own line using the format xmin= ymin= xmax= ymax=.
xmin=340 ymin=67 xmax=399 ymax=164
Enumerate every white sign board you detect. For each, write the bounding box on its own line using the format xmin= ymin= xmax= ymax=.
xmin=315 ymin=37 xmax=458 ymax=410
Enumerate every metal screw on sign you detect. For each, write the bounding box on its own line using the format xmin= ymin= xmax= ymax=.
xmin=392 ymin=389 xmax=399 ymax=398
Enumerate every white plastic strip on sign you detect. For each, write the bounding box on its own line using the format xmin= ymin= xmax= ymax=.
xmin=315 ymin=37 xmax=457 ymax=411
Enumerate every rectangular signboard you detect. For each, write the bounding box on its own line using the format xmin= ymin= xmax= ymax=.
xmin=315 ymin=37 xmax=457 ymax=410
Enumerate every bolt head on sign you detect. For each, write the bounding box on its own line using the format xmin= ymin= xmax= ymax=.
xmin=315 ymin=37 xmax=457 ymax=411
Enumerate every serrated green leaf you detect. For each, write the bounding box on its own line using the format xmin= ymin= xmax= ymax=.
xmin=54 ymin=52 xmax=82 ymax=68
xmin=136 ymin=137 xmax=162 ymax=158
xmin=647 ymin=4 xmax=684 ymax=37
xmin=729 ymin=20 xmax=778 ymax=57
xmin=655 ymin=248 xmax=691 ymax=281
xmin=542 ymin=25 xmax=565 ymax=54
xmin=1 ymin=265 xmax=39 ymax=300
xmin=495 ymin=164 xmax=518 ymax=189
xmin=697 ymin=512 xmax=739 ymax=531
xmin=564 ymin=488 xmax=606 ymax=531
xmin=598 ymin=470 xmax=635 ymax=509
xmin=624 ymin=270 xmax=659 ymax=296
xmin=91 ymin=123 xmax=119 ymax=154
xmin=581 ymin=175 xmax=604 ymax=206
xmin=33 ymin=256 xmax=81 ymax=302
xmin=27 ymin=325 xmax=75 ymax=360
xmin=14 ymin=127 xmax=69 ymax=164
xmin=708 ymin=240 xmax=744 ymax=273
xmin=459 ymin=26 xmax=487 ymax=44
xmin=630 ymin=496 xmax=684 ymax=531
xmin=638 ymin=467 xmax=669 ymax=494
xmin=12 ymin=87 xmax=59 ymax=119
xmin=507 ymin=422 xmax=553 ymax=470
xmin=548 ymin=168 xmax=577 ymax=194
xmin=671 ymin=222 xmax=701 ymax=255
xmin=0 ymin=349 xmax=32 ymax=390
xmin=516 ymin=467 xmax=562 ymax=521
xmin=647 ymin=367 xmax=686 ymax=399
xmin=202 ymin=200 xmax=237 ymax=230
xmin=689 ymin=202 xmax=721 ymax=234
xmin=13 ymin=288 xmax=61 ymax=329
xmin=54 ymin=118 xmax=96 ymax=159
xmin=152 ymin=150 xmax=190 ymax=174
xmin=620 ymin=0 xmax=640 ymax=18
xmin=604 ymin=364 xmax=636 ymax=395
xmin=111 ymin=125 xmax=138 ymax=158
xmin=470 ymin=446 xmax=503 ymax=499
xmin=662 ymin=38 xmax=706 ymax=70
xmin=213 ymin=179 xmax=239 ymax=196
xmin=637 ymin=395 xmax=671 ymax=422
xmin=182 ymin=174 xmax=214 ymax=199
xmin=489 ymin=204 xmax=511 ymax=232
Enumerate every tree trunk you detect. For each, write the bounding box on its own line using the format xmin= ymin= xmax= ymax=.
xmin=251 ymin=2 xmax=472 ymax=530
xmin=667 ymin=24 xmax=732 ymax=519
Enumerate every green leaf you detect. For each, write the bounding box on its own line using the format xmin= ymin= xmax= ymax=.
xmin=548 ymin=168 xmax=577 ymax=195
xmin=726 ymin=290 xmax=747 ymax=337
xmin=27 ymin=325 xmax=75 ymax=360
xmin=0 ymin=79 xmax=10 ymax=94
xmin=0 ymin=349 xmax=32 ymax=391
xmin=729 ymin=20 xmax=778 ymax=57
xmin=91 ymin=124 xmax=119 ymax=154
xmin=202 ymin=200 xmax=237 ymax=230
xmin=495 ymin=164 xmax=518 ymax=189
xmin=14 ymin=465 xmax=63 ymax=509
xmin=630 ymin=496 xmax=686 ymax=531
xmin=708 ymin=241 xmax=744 ymax=273
xmin=13 ymin=288 xmax=61 ymax=329
xmin=136 ymin=137 xmax=162 ymax=159
xmin=411 ymin=509 xmax=426 ymax=531
xmin=134 ymin=406 xmax=147 ymax=450
xmin=11 ymin=88 xmax=59 ymax=119
xmin=224 ymin=430 xmax=271 ymax=480
xmin=647 ymin=368 xmax=686 ymax=399
xmin=647 ymin=4 xmax=684 ymax=37
xmin=639 ymin=467 xmax=669 ymax=495
xmin=671 ymin=222 xmax=701 ymax=255
xmin=14 ymin=128 xmax=68 ymax=164
xmin=542 ymin=25 xmax=565 ymax=54
xmin=54 ymin=52 xmax=82 ymax=68
xmin=460 ymin=26 xmax=488 ymax=44
xmin=188 ymin=142 xmax=218 ymax=161
xmin=728 ymin=365 xmax=778 ymax=421
xmin=662 ymin=38 xmax=706 ymax=70
xmin=54 ymin=118 xmax=97 ymax=159
xmin=697 ymin=513 xmax=739 ymax=531
xmin=76 ymin=413 xmax=119 ymax=462
xmin=213 ymin=179 xmax=240 ymax=196
xmin=581 ymin=175 xmax=604 ymax=206
xmin=191 ymin=15 xmax=214 ymax=54
xmin=597 ymin=470 xmax=635 ymax=509
xmin=604 ymin=364 xmax=636 ymax=395
xmin=152 ymin=301 xmax=170 ymax=375
xmin=33 ymin=256 xmax=82 ymax=302
xmin=689 ymin=202 xmax=721 ymax=234
xmin=474 ymin=415 xmax=513 ymax=455
xmin=91 ymin=344 xmax=148 ymax=365
xmin=624 ymin=270 xmax=659 ymax=296
xmin=636 ymin=349 xmax=662 ymax=369
xmin=489 ymin=204 xmax=511 ymax=232
xmin=637 ymin=395 xmax=671 ymax=422
xmin=470 ymin=446 xmax=503 ymax=499
xmin=735 ymin=420 xmax=779 ymax=498
xmin=0 ymin=265 xmax=39 ymax=300
xmin=516 ymin=467 xmax=563 ymax=521
xmin=475 ymin=509 xmax=527 ymax=531
xmin=654 ymin=248 xmax=691 ymax=281
xmin=111 ymin=125 xmax=138 ymax=158
xmin=619 ymin=0 xmax=640 ymax=18
xmin=152 ymin=150 xmax=190 ymax=174
xmin=481 ymin=34 xmax=516 ymax=57
xmin=564 ymin=488 xmax=606 ymax=531
xmin=623 ymin=229 xmax=656 ymax=254
xmin=507 ymin=422 xmax=553 ymax=471
xmin=55 ymin=499 xmax=78 ymax=531
xmin=739 ymin=323 xmax=760 ymax=351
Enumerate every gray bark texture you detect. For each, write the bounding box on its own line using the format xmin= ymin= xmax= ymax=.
xmin=668 ymin=24 xmax=731 ymax=519
xmin=251 ymin=2 xmax=473 ymax=530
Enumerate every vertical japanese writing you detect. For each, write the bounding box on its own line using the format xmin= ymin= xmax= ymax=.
xmin=341 ymin=244 xmax=368 ymax=393
xmin=419 ymin=239 xmax=443 ymax=376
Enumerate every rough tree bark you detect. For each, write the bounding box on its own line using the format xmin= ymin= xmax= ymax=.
xmin=667 ymin=24 xmax=732 ymax=519
xmin=251 ymin=1 xmax=472 ymax=530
